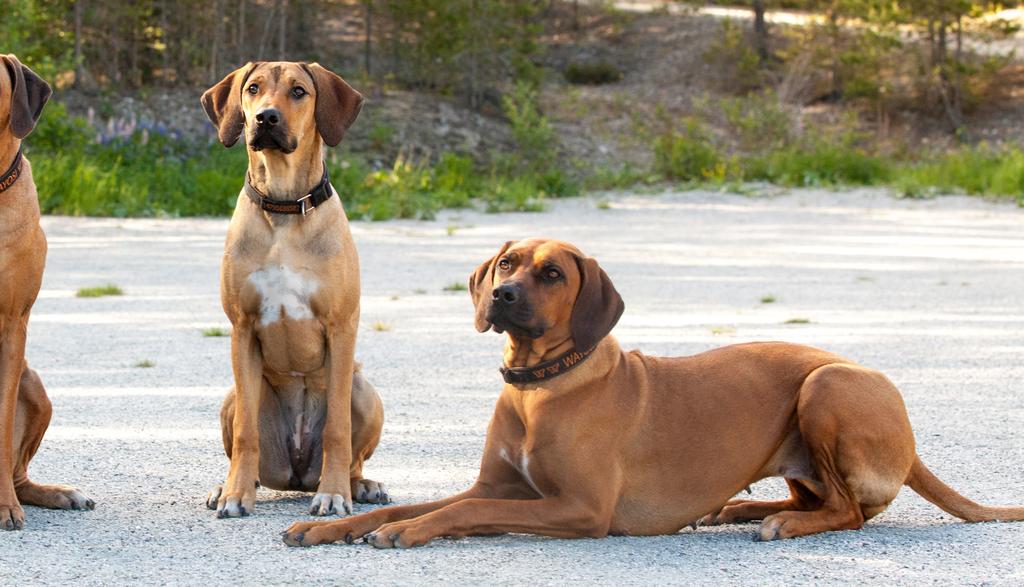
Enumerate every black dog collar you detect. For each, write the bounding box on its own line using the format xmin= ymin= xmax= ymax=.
xmin=0 ymin=148 xmax=24 ymax=195
xmin=244 ymin=163 xmax=333 ymax=216
xmin=499 ymin=346 xmax=596 ymax=385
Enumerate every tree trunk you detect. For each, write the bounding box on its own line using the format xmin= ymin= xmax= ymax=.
xmin=364 ymin=0 xmax=372 ymax=75
xmin=237 ymin=0 xmax=247 ymax=65
xmin=828 ymin=3 xmax=841 ymax=98
xmin=257 ymin=1 xmax=277 ymax=60
xmin=211 ymin=0 xmax=223 ymax=80
xmin=278 ymin=0 xmax=288 ymax=60
xmin=73 ymin=0 xmax=85 ymax=88
xmin=753 ymin=0 xmax=769 ymax=62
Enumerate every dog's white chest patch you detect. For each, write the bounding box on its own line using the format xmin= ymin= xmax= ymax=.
xmin=248 ymin=265 xmax=319 ymax=325
xmin=500 ymin=447 xmax=544 ymax=498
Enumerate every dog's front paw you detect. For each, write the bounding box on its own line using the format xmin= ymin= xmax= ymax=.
xmin=353 ymin=478 xmax=390 ymax=504
xmin=365 ymin=521 xmax=430 ymax=549
xmin=283 ymin=511 xmax=388 ymax=547
xmin=211 ymin=484 xmax=256 ymax=518
xmin=0 ymin=503 xmax=25 ymax=531
xmin=309 ymin=492 xmax=352 ymax=516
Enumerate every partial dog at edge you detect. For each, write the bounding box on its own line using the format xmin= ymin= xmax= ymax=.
xmin=201 ymin=61 xmax=386 ymax=518
xmin=282 ymin=237 xmax=1024 ymax=547
xmin=0 ymin=54 xmax=94 ymax=531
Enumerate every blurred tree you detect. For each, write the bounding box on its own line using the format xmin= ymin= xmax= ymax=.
xmin=383 ymin=0 xmax=543 ymax=109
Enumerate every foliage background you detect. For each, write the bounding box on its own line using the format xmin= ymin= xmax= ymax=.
xmin=2 ymin=0 xmax=1024 ymax=216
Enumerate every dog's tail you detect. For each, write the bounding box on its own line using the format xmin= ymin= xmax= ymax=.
xmin=905 ymin=456 xmax=1024 ymax=522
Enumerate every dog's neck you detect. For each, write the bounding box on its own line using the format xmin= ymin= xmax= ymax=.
xmin=503 ymin=334 xmax=576 ymax=369
xmin=246 ymin=141 xmax=323 ymax=201
xmin=0 ymin=136 xmax=20 ymax=175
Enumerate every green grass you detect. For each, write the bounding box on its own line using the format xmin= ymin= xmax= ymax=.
xmin=22 ymin=103 xmax=1024 ymax=221
xmin=24 ymin=103 xmax=573 ymax=220
xmin=443 ymin=281 xmax=468 ymax=292
xmin=892 ymin=145 xmax=1024 ymax=202
xmin=133 ymin=359 xmax=156 ymax=368
xmin=76 ymin=284 xmax=123 ymax=298
xmin=784 ymin=317 xmax=812 ymax=324
xmin=202 ymin=327 xmax=230 ymax=337
xmin=760 ymin=295 xmax=776 ymax=304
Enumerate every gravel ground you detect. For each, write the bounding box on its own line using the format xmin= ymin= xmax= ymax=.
xmin=4 ymin=189 xmax=1024 ymax=585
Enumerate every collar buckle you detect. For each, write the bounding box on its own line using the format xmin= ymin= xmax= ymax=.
xmin=298 ymin=193 xmax=314 ymax=216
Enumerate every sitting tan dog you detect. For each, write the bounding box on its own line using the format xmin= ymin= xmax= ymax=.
xmin=201 ymin=61 xmax=386 ymax=518
xmin=282 ymin=238 xmax=1023 ymax=547
xmin=0 ymin=54 xmax=94 ymax=531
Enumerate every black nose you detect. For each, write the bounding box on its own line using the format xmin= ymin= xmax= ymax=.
xmin=492 ymin=283 xmax=520 ymax=306
xmin=255 ymin=108 xmax=281 ymax=126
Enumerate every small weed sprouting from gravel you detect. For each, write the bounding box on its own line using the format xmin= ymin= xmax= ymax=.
xmin=710 ymin=326 xmax=736 ymax=335
xmin=202 ymin=327 xmax=230 ymax=337
xmin=76 ymin=284 xmax=124 ymax=298
xmin=785 ymin=317 xmax=812 ymax=324
xmin=134 ymin=359 xmax=156 ymax=368
xmin=760 ymin=295 xmax=776 ymax=304
xmin=372 ymin=321 xmax=392 ymax=332
xmin=414 ymin=288 xmax=427 ymax=295
xmin=596 ymin=198 xmax=611 ymax=210
xmin=443 ymin=282 xmax=468 ymax=292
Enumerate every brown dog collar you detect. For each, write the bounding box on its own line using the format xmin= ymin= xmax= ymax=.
xmin=500 ymin=346 xmax=596 ymax=385
xmin=0 ymin=148 xmax=24 ymax=194
xmin=244 ymin=163 xmax=333 ymax=216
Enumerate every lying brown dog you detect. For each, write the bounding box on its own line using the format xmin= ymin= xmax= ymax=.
xmin=283 ymin=238 xmax=1023 ymax=547
xmin=0 ymin=54 xmax=94 ymax=531
xmin=201 ymin=61 xmax=386 ymax=518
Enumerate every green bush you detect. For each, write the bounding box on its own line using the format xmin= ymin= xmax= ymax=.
xmin=28 ymin=103 xmax=243 ymax=216
xmin=498 ymin=81 xmax=578 ymax=200
xmin=564 ymin=60 xmax=623 ymax=85
xmin=744 ymin=139 xmax=890 ymax=187
xmin=24 ymin=103 xmax=559 ymax=219
xmin=893 ymin=146 xmax=1024 ymax=202
xmin=653 ymin=118 xmax=729 ymax=182
xmin=719 ymin=91 xmax=795 ymax=152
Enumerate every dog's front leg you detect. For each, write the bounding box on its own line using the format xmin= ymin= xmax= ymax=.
xmin=365 ymin=497 xmax=612 ymax=548
xmin=0 ymin=319 xmax=27 ymax=530
xmin=216 ymin=320 xmax=263 ymax=518
xmin=310 ymin=323 xmax=358 ymax=516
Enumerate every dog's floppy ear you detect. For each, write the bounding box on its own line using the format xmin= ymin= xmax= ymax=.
xmin=3 ymin=55 xmax=52 ymax=139
xmin=570 ymin=253 xmax=624 ymax=351
xmin=469 ymin=241 xmax=514 ymax=333
xmin=201 ymin=62 xmax=260 ymax=147
xmin=301 ymin=62 xmax=364 ymax=147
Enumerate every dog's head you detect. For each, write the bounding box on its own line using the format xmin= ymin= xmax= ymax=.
xmin=201 ymin=61 xmax=363 ymax=152
xmin=469 ymin=238 xmax=624 ymax=352
xmin=0 ymin=54 xmax=51 ymax=140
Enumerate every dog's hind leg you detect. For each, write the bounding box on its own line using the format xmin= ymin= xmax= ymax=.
xmin=756 ymin=363 xmax=915 ymax=541
xmin=296 ymin=369 xmax=388 ymax=503
xmin=13 ymin=366 xmax=93 ymax=511
xmin=702 ymin=479 xmax=822 ymax=526
xmin=349 ymin=370 xmax=387 ymax=504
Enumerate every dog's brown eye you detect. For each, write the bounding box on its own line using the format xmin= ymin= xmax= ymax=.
xmin=247 ymin=83 xmax=259 ymax=95
xmin=546 ymin=268 xmax=561 ymax=280
xmin=497 ymin=259 xmax=511 ymax=271
xmin=291 ymin=87 xmax=307 ymax=99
